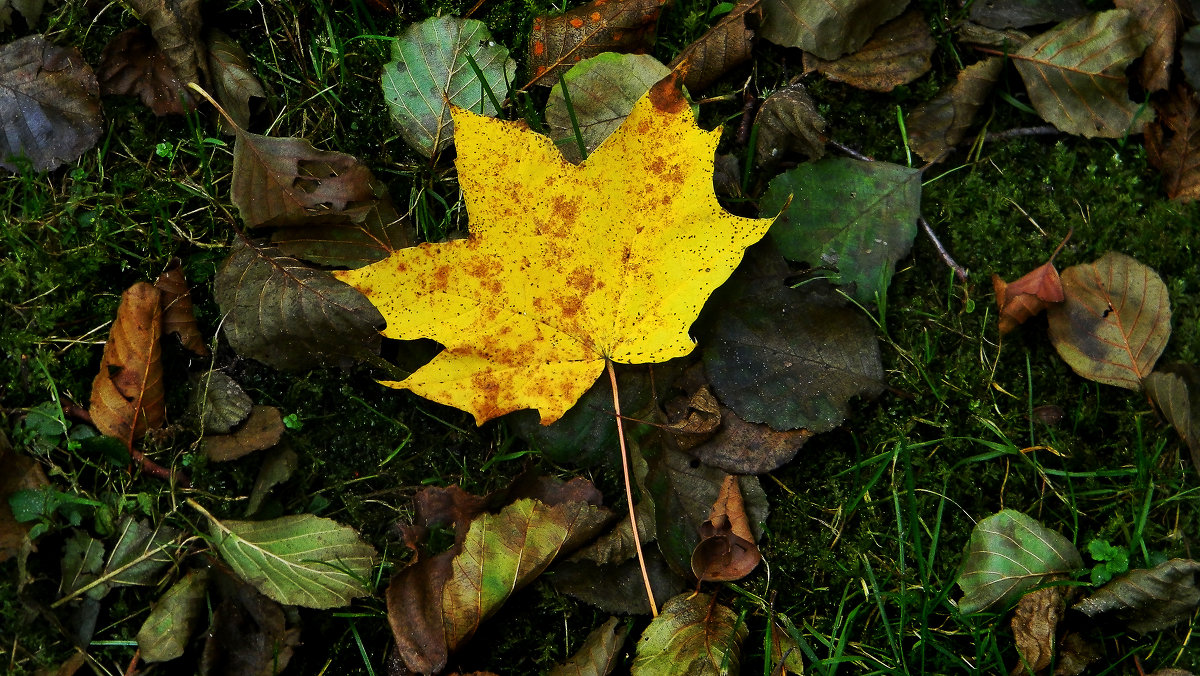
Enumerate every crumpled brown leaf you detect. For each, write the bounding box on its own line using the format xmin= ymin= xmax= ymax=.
xmin=1010 ymin=585 xmax=1064 ymax=675
xmin=690 ymin=474 xmax=760 ymax=582
xmin=754 ymin=78 xmax=826 ymax=171
xmin=907 ymin=57 xmax=1004 ymax=164
xmin=1144 ymin=364 xmax=1200 ymax=477
xmin=200 ymin=563 xmax=301 ymax=676
xmin=89 ymin=282 xmax=165 ymax=449
xmin=201 ymin=405 xmax=285 ymax=462
xmin=667 ymin=0 xmax=761 ymax=92
xmin=527 ymin=0 xmax=667 ymax=87
xmin=127 ymin=0 xmax=205 ymax=93
xmin=802 ymin=9 xmax=934 ymax=93
xmin=1073 ymin=558 xmax=1200 ymax=633
xmin=98 ymin=28 xmax=191 ymax=116
xmin=207 ymin=29 xmax=265 ymax=131
xmin=993 ymin=230 xmax=1071 ymax=334
xmin=1146 ymin=83 xmax=1200 ymax=203
xmin=155 ymin=260 xmax=208 ymax=356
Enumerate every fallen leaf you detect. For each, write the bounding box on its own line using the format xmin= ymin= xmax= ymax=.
xmin=907 ymin=57 xmax=1005 ymax=163
xmin=688 ymin=404 xmax=811 ymax=474
xmin=690 ymin=474 xmax=760 ymax=582
xmin=199 ymin=564 xmax=301 ymax=676
xmin=552 ymin=553 xmax=685 ymax=615
xmin=154 ymin=260 xmax=208 ymax=356
xmin=207 ymin=29 xmax=265 ymax=131
xmin=662 ymin=379 xmax=722 ymax=450
xmin=667 ymin=0 xmax=762 ymax=92
xmin=769 ymin=620 xmax=805 ymax=675
xmin=214 ymin=239 xmax=386 ymax=370
xmin=190 ymin=369 xmax=252 ymax=435
xmin=90 ymin=516 xmax=180 ymax=600
xmin=59 ymin=529 xmax=104 ymax=598
xmin=956 ymin=509 xmax=1083 ymax=614
xmin=267 ymin=179 xmax=415 ymax=268
xmin=1010 ymin=585 xmax=1065 ymax=675
xmin=631 ymin=592 xmax=747 ymax=674
xmin=0 ymin=0 xmax=52 ymax=29
xmin=527 ymin=0 xmax=667 ymax=87
xmin=760 ymin=0 xmax=907 ymax=59
xmin=98 ymin=28 xmax=190 ymax=116
xmin=701 ymin=276 xmax=885 ymax=433
xmin=126 ymin=0 xmax=204 ymax=93
xmin=760 ymin=157 xmax=921 ymax=304
xmin=993 ymin=229 xmax=1071 ymax=335
xmin=89 ymin=282 xmax=165 ymax=450
xmin=201 ymin=405 xmax=285 ymax=462
xmin=802 ymin=10 xmax=934 ymax=92
xmin=1012 ymin=10 xmax=1154 ymax=138
xmin=1146 ymin=83 xmax=1200 ymax=203
xmin=1144 ymin=364 xmax=1200 ymax=476
xmin=202 ymin=509 xmax=378 ymax=609
xmin=1073 ymin=558 xmax=1200 ymax=633
xmin=381 ymin=15 xmax=515 ymax=158
xmin=545 ymin=52 xmax=670 ymax=163
xmin=136 ymin=567 xmax=210 ymax=663
xmin=231 ymin=127 xmax=377 ymax=229
xmin=1183 ymin=25 xmax=1200 ymax=91
xmin=969 ymin=0 xmax=1087 ymax=29
xmin=0 ymin=35 xmax=102 ymax=172
xmin=753 ymin=78 xmax=826 ymax=171
xmin=956 ymin=22 xmax=1032 ymax=48
xmin=1114 ymin=0 xmax=1181 ymax=92
xmin=0 ymin=431 xmax=48 ymax=563
xmin=1046 ymin=251 xmax=1171 ymax=390
xmin=334 ymin=71 xmax=776 ymax=425
xmin=244 ymin=444 xmax=298 ymax=516
xmin=548 ymin=616 xmax=629 ymax=676
xmin=1054 ymin=631 xmax=1100 ymax=676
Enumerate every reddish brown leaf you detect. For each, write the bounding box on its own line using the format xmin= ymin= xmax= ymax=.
xmin=98 ymin=28 xmax=191 ymax=116
xmin=1146 ymin=84 xmax=1200 ymax=203
xmin=802 ymin=10 xmax=934 ymax=92
xmin=1010 ymin=585 xmax=1064 ymax=675
xmin=201 ymin=405 xmax=285 ymax=462
xmin=994 ymin=230 xmax=1071 ymax=334
xmin=154 ymin=260 xmax=209 ymax=356
xmin=89 ymin=282 xmax=165 ymax=449
xmin=0 ymin=431 xmax=48 ymax=563
xmin=690 ymin=405 xmax=811 ymax=474
xmin=127 ymin=0 xmax=205 ymax=92
xmin=907 ymin=57 xmax=1004 ymax=163
xmin=690 ymin=474 xmax=760 ymax=582
xmin=1115 ymin=0 xmax=1181 ymax=92
xmin=667 ymin=0 xmax=762 ymax=92
xmin=527 ymin=0 xmax=667 ymax=87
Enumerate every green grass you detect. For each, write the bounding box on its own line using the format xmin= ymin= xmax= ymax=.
xmin=3 ymin=0 xmax=1200 ymax=674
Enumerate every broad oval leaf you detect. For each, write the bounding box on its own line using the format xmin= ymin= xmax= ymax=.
xmin=545 ymin=52 xmax=670 ymax=163
xmin=1013 ymin=10 xmax=1154 ymax=138
xmin=907 ymin=57 xmax=1004 ymax=163
xmin=0 ymin=35 xmax=103 ymax=172
xmin=1046 ymin=252 xmax=1171 ymax=390
xmin=667 ymin=0 xmax=762 ymax=93
xmin=631 ymin=592 xmax=747 ymax=675
xmin=802 ymin=9 xmax=934 ymax=93
xmin=89 ymin=282 xmax=165 ymax=449
xmin=957 ymin=509 xmax=1083 ymax=614
xmin=190 ymin=369 xmax=252 ymax=434
xmin=137 ymin=568 xmax=210 ymax=663
xmin=207 ymin=511 xmax=377 ymax=609
xmin=760 ymin=157 xmax=921 ymax=304
xmin=215 ymin=239 xmax=385 ymax=370
xmin=382 ymin=15 xmax=515 ymax=158
xmin=207 ymin=29 xmax=265 ymax=130
xmin=1074 ymin=558 xmax=1200 ymax=633
xmin=1145 ymin=83 xmax=1200 ymax=204
xmin=760 ymin=0 xmax=907 ymax=59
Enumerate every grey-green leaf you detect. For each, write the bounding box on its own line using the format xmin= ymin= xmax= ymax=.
xmin=957 ymin=509 xmax=1083 ymax=614
xmin=545 ymin=53 xmax=670 ymax=163
xmin=760 ymin=0 xmax=907 ymax=59
xmin=99 ymin=516 xmax=180 ymax=592
xmin=632 ymin=593 xmax=747 ymax=675
xmin=137 ymin=568 xmax=211 ymax=662
xmin=208 ymin=512 xmax=377 ymax=609
xmin=760 ymin=157 xmax=920 ymax=304
xmin=381 ymin=16 xmax=515 ymax=158
xmin=191 ymin=369 xmax=252 ymax=434
xmin=1074 ymin=558 xmax=1200 ymax=634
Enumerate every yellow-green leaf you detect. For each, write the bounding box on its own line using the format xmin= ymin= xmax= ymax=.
xmin=632 ymin=592 xmax=747 ymax=675
xmin=335 ymin=71 xmax=775 ymax=424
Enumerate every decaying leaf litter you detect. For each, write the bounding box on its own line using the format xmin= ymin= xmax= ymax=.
xmin=2 ymin=0 xmax=1200 ymax=674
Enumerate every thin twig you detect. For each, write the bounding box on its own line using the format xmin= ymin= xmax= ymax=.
xmin=607 ymin=358 xmax=658 ymax=617
xmin=985 ymin=125 xmax=1059 ymax=142
xmin=827 ymin=139 xmax=873 ymax=162
xmin=919 ymin=216 xmax=969 ymax=282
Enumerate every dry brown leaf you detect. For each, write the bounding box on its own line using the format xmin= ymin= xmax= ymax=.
xmin=98 ymin=28 xmax=191 ymax=116
xmin=207 ymin=29 xmax=265 ymax=131
xmin=994 ymin=230 xmax=1071 ymax=334
xmin=663 ymin=384 xmax=722 ymax=450
xmin=202 ymin=405 xmax=285 ymax=462
xmin=0 ymin=431 xmax=48 ymax=563
xmin=907 ymin=57 xmax=1004 ymax=163
xmin=690 ymin=474 xmax=760 ymax=581
xmin=154 ymin=260 xmax=208 ymax=356
xmin=1010 ymin=586 xmax=1064 ymax=675
xmin=1053 ymin=632 xmax=1099 ymax=676
xmin=754 ymin=78 xmax=826 ymax=171
xmin=127 ymin=0 xmax=205 ymax=91
xmin=1146 ymin=84 xmax=1200 ymax=203
xmin=527 ymin=0 xmax=667 ymax=87
xmin=1144 ymin=364 xmax=1200 ymax=477
xmin=89 ymin=282 xmax=165 ymax=449
xmin=1115 ymin=0 xmax=1181 ymax=92
xmin=667 ymin=0 xmax=762 ymax=92
xmin=802 ymin=10 xmax=934 ymax=92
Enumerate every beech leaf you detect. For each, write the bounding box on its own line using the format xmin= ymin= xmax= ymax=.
xmin=667 ymin=0 xmax=762 ymax=92
xmin=1011 ymin=586 xmax=1066 ymax=674
xmin=549 ymin=616 xmax=629 ymax=676
xmin=1144 ymin=365 xmax=1200 ymax=476
xmin=204 ymin=510 xmax=378 ymax=609
xmin=956 ymin=509 xmax=1083 ymax=614
xmin=381 ymin=15 xmax=515 ymax=158
xmin=201 ymin=565 xmax=301 ymax=675
xmin=98 ymin=28 xmax=189 ymax=116
xmin=0 ymin=35 xmax=102 ymax=172
xmin=760 ymin=157 xmax=921 ymax=304
xmin=1046 ymin=252 xmax=1171 ymax=391
xmin=190 ymin=369 xmax=252 ymax=435
xmin=1146 ymin=83 xmax=1200 ymax=203
xmin=1074 ymin=559 xmax=1200 ymax=633
xmin=335 ymin=72 xmax=776 ymax=425
xmin=214 ymin=239 xmax=385 ymax=370
xmin=802 ymin=10 xmax=934 ymax=93
xmin=545 ymin=52 xmax=670 ymax=163
xmin=527 ymin=0 xmax=667 ymax=87
xmin=760 ymin=0 xmax=907 ymax=60
xmin=690 ymin=474 xmax=760 ymax=582
xmin=631 ymin=592 xmax=747 ymax=675
xmin=89 ymin=282 xmax=165 ymax=449
xmin=1114 ymin=0 xmax=1181 ymax=93
xmin=992 ymin=229 xmax=1070 ymax=335
xmin=125 ymin=0 xmax=204 ymax=93
xmin=907 ymin=57 xmax=1004 ymax=164
xmin=1012 ymin=10 xmax=1154 ymax=138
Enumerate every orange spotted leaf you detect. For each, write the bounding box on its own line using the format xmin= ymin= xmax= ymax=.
xmin=334 ymin=71 xmax=775 ymax=425
xmin=527 ymin=0 xmax=667 ymax=87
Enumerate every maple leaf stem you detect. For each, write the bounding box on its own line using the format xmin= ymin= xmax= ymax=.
xmin=606 ymin=357 xmax=658 ymax=617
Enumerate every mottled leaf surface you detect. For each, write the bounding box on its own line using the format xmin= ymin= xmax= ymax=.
xmin=1074 ymin=559 xmax=1200 ymax=633
xmin=1114 ymin=0 xmax=1180 ymax=92
xmin=753 ymin=79 xmax=826 ymax=171
xmin=667 ymin=0 xmax=761 ymax=92
xmin=527 ymin=0 xmax=666 ymax=87
xmin=190 ymin=370 xmax=252 ymax=435
xmin=89 ymin=282 xmax=165 ymax=449
xmin=126 ymin=0 xmax=204 ymax=91
xmin=382 ymin=15 xmax=514 ymax=157
xmin=760 ymin=0 xmax=907 ymax=59
xmin=957 ymin=509 xmax=1083 ymax=614
xmin=632 ymin=593 xmax=747 ymax=675
xmin=98 ymin=28 xmax=189 ymax=116
xmin=803 ymin=10 xmax=934 ymax=92
xmin=1047 ymin=252 xmax=1171 ymax=390
xmin=907 ymin=57 xmax=1004 ymax=163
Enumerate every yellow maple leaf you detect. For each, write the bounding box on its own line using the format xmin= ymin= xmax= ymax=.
xmin=335 ymin=72 xmax=774 ymax=425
